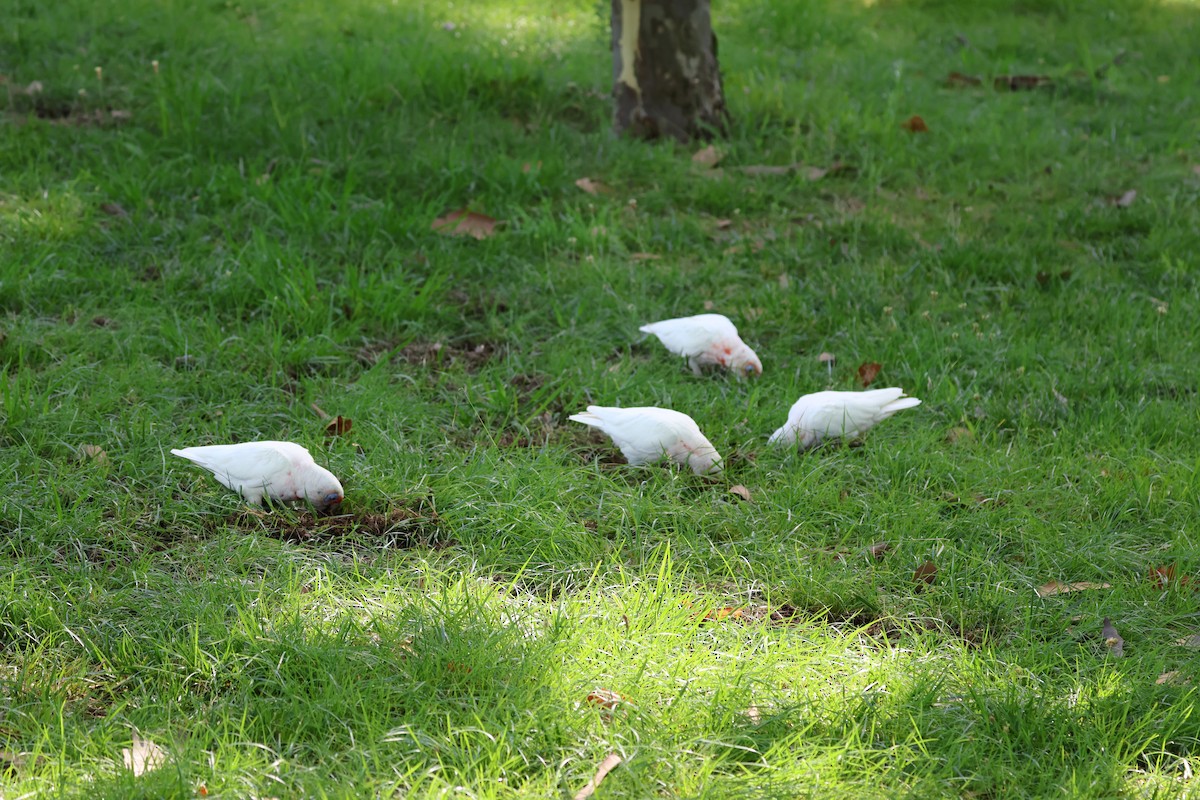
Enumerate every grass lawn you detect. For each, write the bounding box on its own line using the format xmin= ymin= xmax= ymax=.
xmin=3 ymin=0 xmax=1200 ymax=796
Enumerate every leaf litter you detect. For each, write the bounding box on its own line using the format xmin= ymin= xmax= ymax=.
xmin=431 ymin=208 xmax=499 ymax=239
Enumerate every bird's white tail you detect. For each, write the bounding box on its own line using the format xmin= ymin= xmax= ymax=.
xmin=882 ymin=397 xmax=922 ymax=415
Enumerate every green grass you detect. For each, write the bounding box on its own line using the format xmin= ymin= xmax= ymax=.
xmin=3 ymin=0 xmax=1200 ymax=796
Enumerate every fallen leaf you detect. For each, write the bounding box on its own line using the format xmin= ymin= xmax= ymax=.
xmin=1102 ymin=617 xmax=1124 ymax=657
xmin=703 ymin=300 xmax=715 ymax=310
xmin=900 ymin=115 xmax=929 ymax=133
xmin=1113 ymin=189 xmax=1137 ymax=208
xmin=1177 ymin=633 xmax=1200 ymax=649
xmin=866 ymin=541 xmax=891 ymax=560
xmin=1156 ymin=671 xmax=1183 ymax=685
xmin=692 ymin=145 xmax=723 ymax=168
xmin=914 ymin=560 xmax=938 ymax=586
xmin=946 ymin=71 xmax=982 ymax=87
xmin=78 ymin=444 xmax=108 ymax=464
xmin=431 ymin=208 xmax=499 ymax=240
xmin=745 ymin=704 xmax=762 ymax=724
xmin=586 ymin=688 xmax=625 ymax=710
xmin=446 ymin=661 xmax=472 ymax=673
xmin=993 ymin=75 xmax=1053 ymax=91
xmin=1035 ymin=580 xmax=1111 ymax=598
xmin=629 ymin=252 xmax=660 ymax=261
xmin=818 ymin=352 xmax=836 ymax=365
xmin=122 ymin=733 xmax=166 ymax=776
xmin=729 ymin=485 xmax=752 ymax=502
xmin=946 ymin=427 xmax=973 ymax=445
xmin=704 ymin=606 xmax=745 ymax=622
xmin=714 ymin=218 xmax=733 ymax=230
xmin=324 ymin=415 xmax=352 ymax=437
xmin=573 ymin=753 xmax=622 ymax=800
xmin=857 ymin=361 xmax=882 ymax=387
xmin=803 ymin=165 xmax=829 ymax=181
xmin=99 ymin=202 xmax=129 ymax=218
xmin=574 ymin=177 xmax=612 ymax=195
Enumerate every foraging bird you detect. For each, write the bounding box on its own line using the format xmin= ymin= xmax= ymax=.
xmin=569 ymin=406 xmax=723 ymax=475
xmin=171 ymin=441 xmax=344 ymax=511
xmin=639 ymin=313 xmax=762 ymax=377
xmin=768 ymin=388 xmax=921 ymax=449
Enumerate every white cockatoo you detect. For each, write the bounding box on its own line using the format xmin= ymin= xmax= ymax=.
xmin=171 ymin=441 xmax=344 ymax=511
xmin=569 ymin=406 xmax=723 ymax=475
xmin=768 ymin=388 xmax=921 ymax=449
xmin=639 ymin=313 xmax=762 ymax=377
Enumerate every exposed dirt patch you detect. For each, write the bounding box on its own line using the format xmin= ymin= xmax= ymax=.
xmin=355 ymin=339 xmax=498 ymax=372
xmin=223 ymin=499 xmax=448 ymax=548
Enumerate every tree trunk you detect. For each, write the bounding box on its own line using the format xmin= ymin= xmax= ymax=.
xmin=611 ymin=0 xmax=729 ymax=143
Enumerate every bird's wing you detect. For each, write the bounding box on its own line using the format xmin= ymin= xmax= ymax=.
xmin=172 ymin=443 xmax=295 ymax=493
xmin=640 ymin=316 xmax=731 ymax=357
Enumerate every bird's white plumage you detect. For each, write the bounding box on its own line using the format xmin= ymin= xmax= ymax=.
xmin=768 ymin=389 xmax=922 ymax=449
xmin=569 ymin=406 xmax=723 ymax=475
xmin=171 ymin=441 xmax=344 ymax=510
xmin=639 ymin=313 xmax=762 ymax=377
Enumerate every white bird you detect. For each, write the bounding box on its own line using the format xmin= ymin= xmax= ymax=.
xmin=569 ymin=406 xmax=723 ymax=475
xmin=768 ymin=388 xmax=922 ymax=449
xmin=639 ymin=313 xmax=762 ymax=377
xmin=171 ymin=441 xmax=344 ymax=511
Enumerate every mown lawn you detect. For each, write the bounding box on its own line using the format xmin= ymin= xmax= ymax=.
xmin=2 ymin=0 xmax=1200 ymax=797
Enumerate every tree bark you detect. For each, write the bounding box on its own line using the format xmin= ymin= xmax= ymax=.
xmin=611 ymin=0 xmax=729 ymax=143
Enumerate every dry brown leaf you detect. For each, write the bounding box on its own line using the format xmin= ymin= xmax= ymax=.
xmin=1150 ymin=563 xmax=1195 ymax=590
xmin=901 ymin=115 xmax=929 ymax=133
xmin=804 ymin=165 xmax=829 ymax=181
xmin=324 ymin=415 xmax=352 ymax=437
xmin=714 ymin=218 xmax=733 ymax=230
xmin=586 ymin=688 xmax=625 ymax=710
xmin=914 ymin=561 xmax=938 ymax=586
xmin=78 ymin=444 xmax=108 ymax=464
xmin=431 ymin=208 xmax=499 ymax=240
xmin=692 ymin=145 xmax=723 ymax=168
xmin=1177 ymin=633 xmax=1200 ymax=649
xmin=1035 ymin=580 xmax=1111 ymax=598
xmin=1156 ymin=671 xmax=1184 ymax=685
xmin=573 ymin=753 xmax=623 ymax=800
xmin=122 ymin=733 xmax=166 ymax=776
xmin=994 ymin=75 xmax=1053 ymax=91
xmin=703 ymin=300 xmax=715 ymax=311
xmin=818 ymin=351 xmax=836 ymax=365
xmin=1113 ymin=189 xmax=1137 ymax=208
xmin=1102 ymin=617 xmax=1124 ymax=657
xmin=857 ymin=361 xmax=882 ymax=387
xmin=729 ymin=484 xmax=752 ymax=502
xmin=704 ymin=607 xmax=745 ymax=622
xmin=629 ymin=252 xmax=660 ymax=261
xmin=946 ymin=71 xmax=982 ymax=88
xmin=446 ymin=661 xmax=472 ymax=673
xmin=946 ymin=427 xmax=973 ymax=445
xmin=866 ymin=541 xmax=891 ymax=560
xmin=574 ymin=177 xmax=613 ymax=195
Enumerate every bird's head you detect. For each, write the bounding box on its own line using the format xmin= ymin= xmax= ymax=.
xmin=688 ymin=446 xmax=724 ymax=476
xmin=730 ymin=346 xmax=762 ymax=378
xmin=303 ymin=465 xmax=345 ymax=514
